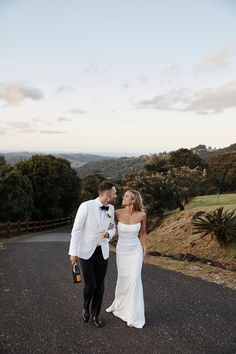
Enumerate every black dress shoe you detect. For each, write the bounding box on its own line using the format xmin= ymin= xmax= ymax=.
xmin=82 ymin=309 xmax=90 ymax=322
xmin=92 ymin=316 xmax=102 ymax=328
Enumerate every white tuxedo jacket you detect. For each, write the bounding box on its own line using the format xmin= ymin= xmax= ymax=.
xmin=68 ymin=197 xmax=116 ymax=260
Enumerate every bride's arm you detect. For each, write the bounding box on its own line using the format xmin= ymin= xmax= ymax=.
xmin=109 ymin=210 xmax=119 ymax=245
xmin=140 ymin=213 xmax=147 ymax=257
xmin=114 ymin=210 xmax=119 ymax=238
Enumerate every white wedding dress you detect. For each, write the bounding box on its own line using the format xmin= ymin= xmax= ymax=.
xmin=106 ymin=222 xmax=145 ymax=328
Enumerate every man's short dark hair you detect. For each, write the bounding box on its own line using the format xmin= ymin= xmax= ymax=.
xmin=98 ymin=180 xmax=115 ymax=193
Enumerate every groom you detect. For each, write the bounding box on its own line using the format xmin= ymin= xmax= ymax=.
xmin=69 ymin=180 xmax=117 ymax=328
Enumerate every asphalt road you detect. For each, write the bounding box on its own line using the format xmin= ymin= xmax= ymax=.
xmin=0 ymin=229 xmax=236 ymax=354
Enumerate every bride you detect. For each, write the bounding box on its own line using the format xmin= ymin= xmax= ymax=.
xmin=106 ymin=189 xmax=147 ymax=328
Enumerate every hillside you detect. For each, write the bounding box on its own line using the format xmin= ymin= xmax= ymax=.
xmin=56 ymin=153 xmax=114 ymax=169
xmin=2 ymin=142 xmax=235 ymax=175
xmin=0 ymin=151 xmax=114 ymax=168
xmin=77 ymin=142 xmax=236 ymax=179
xmin=148 ymin=194 xmax=236 ymax=262
xmin=191 ymin=143 xmax=236 ymax=161
xmin=76 ymin=156 xmax=147 ymax=180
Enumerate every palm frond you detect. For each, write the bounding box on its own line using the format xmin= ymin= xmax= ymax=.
xmin=192 ymin=207 xmax=236 ymax=245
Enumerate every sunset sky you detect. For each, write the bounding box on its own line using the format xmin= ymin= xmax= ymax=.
xmin=0 ymin=0 xmax=236 ymax=155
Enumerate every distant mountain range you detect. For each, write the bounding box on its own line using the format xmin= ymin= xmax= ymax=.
xmin=76 ymin=143 xmax=236 ymax=180
xmin=191 ymin=143 xmax=236 ymax=160
xmin=0 ymin=152 xmax=114 ymax=169
xmin=76 ymin=156 xmax=147 ymax=180
xmin=1 ymin=143 xmax=236 ymax=180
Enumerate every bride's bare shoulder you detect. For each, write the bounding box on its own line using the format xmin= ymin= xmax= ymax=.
xmin=115 ymin=208 xmax=124 ymax=214
xmin=139 ymin=211 xmax=146 ymax=220
xmin=115 ymin=208 xmax=124 ymax=220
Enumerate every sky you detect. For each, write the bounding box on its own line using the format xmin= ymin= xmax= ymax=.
xmin=0 ymin=0 xmax=236 ymax=155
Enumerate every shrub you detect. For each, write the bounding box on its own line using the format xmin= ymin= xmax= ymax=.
xmin=193 ymin=207 xmax=236 ymax=245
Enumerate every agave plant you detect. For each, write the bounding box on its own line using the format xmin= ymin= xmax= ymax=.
xmin=193 ymin=207 xmax=236 ymax=245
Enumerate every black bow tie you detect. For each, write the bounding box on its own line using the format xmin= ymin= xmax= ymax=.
xmin=100 ymin=205 xmax=109 ymax=211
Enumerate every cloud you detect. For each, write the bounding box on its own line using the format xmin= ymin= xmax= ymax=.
xmin=162 ymin=64 xmax=184 ymax=77
xmin=0 ymin=82 xmax=44 ymax=104
xmin=185 ymin=81 xmax=236 ymax=113
xmin=54 ymin=85 xmax=77 ymax=94
xmin=136 ymin=75 xmax=149 ymax=83
xmin=7 ymin=121 xmax=31 ymax=129
xmin=20 ymin=129 xmax=38 ymax=133
xmin=32 ymin=117 xmax=47 ymax=123
xmin=0 ymin=128 xmax=7 ymax=135
xmin=122 ymin=75 xmax=149 ymax=89
xmin=5 ymin=121 xmax=38 ymax=133
xmin=194 ymin=48 xmax=232 ymax=73
xmin=115 ymin=118 xmax=135 ymax=123
xmin=69 ymin=108 xmax=87 ymax=114
xmin=57 ymin=116 xmax=72 ymax=122
xmin=85 ymin=62 xmax=99 ymax=74
xmin=139 ymin=88 xmax=191 ymax=111
xmin=138 ymin=81 xmax=236 ymax=114
xmin=122 ymin=83 xmax=131 ymax=90
xmin=196 ymin=111 xmax=211 ymax=115
xmin=40 ymin=130 xmax=67 ymax=134
xmin=84 ymin=62 xmax=107 ymax=75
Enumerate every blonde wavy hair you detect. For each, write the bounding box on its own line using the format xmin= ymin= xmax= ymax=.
xmin=127 ymin=189 xmax=145 ymax=212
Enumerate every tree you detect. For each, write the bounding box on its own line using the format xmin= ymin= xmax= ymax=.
xmin=170 ymin=166 xmax=205 ymax=210
xmin=16 ymin=155 xmax=81 ymax=219
xmin=207 ymin=152 xmax=236 ymax=193
xmin=144 ymin=154 xmax=171 ymax=173
xmin=123 ymin=173 xmax=162 ymax=215
xmin=0 ymin=165 xmax=34 ymax=221
xmin=143 ymin=152 xmax=206 ymax=210
xmin=124 ymin=165 xmax=205 ymax=215
xmin=169 ymin=148 xmax=205 ymax=169
xmin=0 ymin=155 xmax=6 ymax=170
xmin=123 ymin=172 xmax=176 ymax=216
xmin=80 ymin=173 xmax=105 ymax=202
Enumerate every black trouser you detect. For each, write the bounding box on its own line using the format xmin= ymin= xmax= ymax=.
xmin=79 ymin=246 xmax=108 ymax=317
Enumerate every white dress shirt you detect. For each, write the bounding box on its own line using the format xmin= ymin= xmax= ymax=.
xmin=97 ymin=198 xmax=112 ymax=245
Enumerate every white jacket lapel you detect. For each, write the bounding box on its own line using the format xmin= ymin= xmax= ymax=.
xmin=94 ymin=199 xmax=102 ymax=230
xmin=104 ymin=205 xmax=112 ymax=229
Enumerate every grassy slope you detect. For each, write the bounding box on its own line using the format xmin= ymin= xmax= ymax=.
xmin=148 ymin=193 xmax=236 ymax=262
xmin=185 ymin=193 xmax=236 ymax=211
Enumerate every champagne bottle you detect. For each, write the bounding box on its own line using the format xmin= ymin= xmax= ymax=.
xmin=72 ymin=264 xmax=82 ymax=283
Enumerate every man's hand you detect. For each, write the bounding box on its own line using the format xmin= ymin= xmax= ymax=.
xmin=108 ymin=223 xmax=114 ymax=230
xmin=99 ymin=230 xmax=109 ymax=239
xmin=70 ymin=255 xmax=78 ymax=265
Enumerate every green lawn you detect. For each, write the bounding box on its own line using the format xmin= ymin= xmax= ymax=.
xmin=186 ymin=193 xmax=236 ymax=211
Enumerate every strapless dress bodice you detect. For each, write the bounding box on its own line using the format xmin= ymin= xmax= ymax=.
xmin=116 ymin=222 xmax=142 ymax=255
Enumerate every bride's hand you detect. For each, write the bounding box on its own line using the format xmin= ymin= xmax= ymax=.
xmin=143 ymin=247 xmax=147 ymax=263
